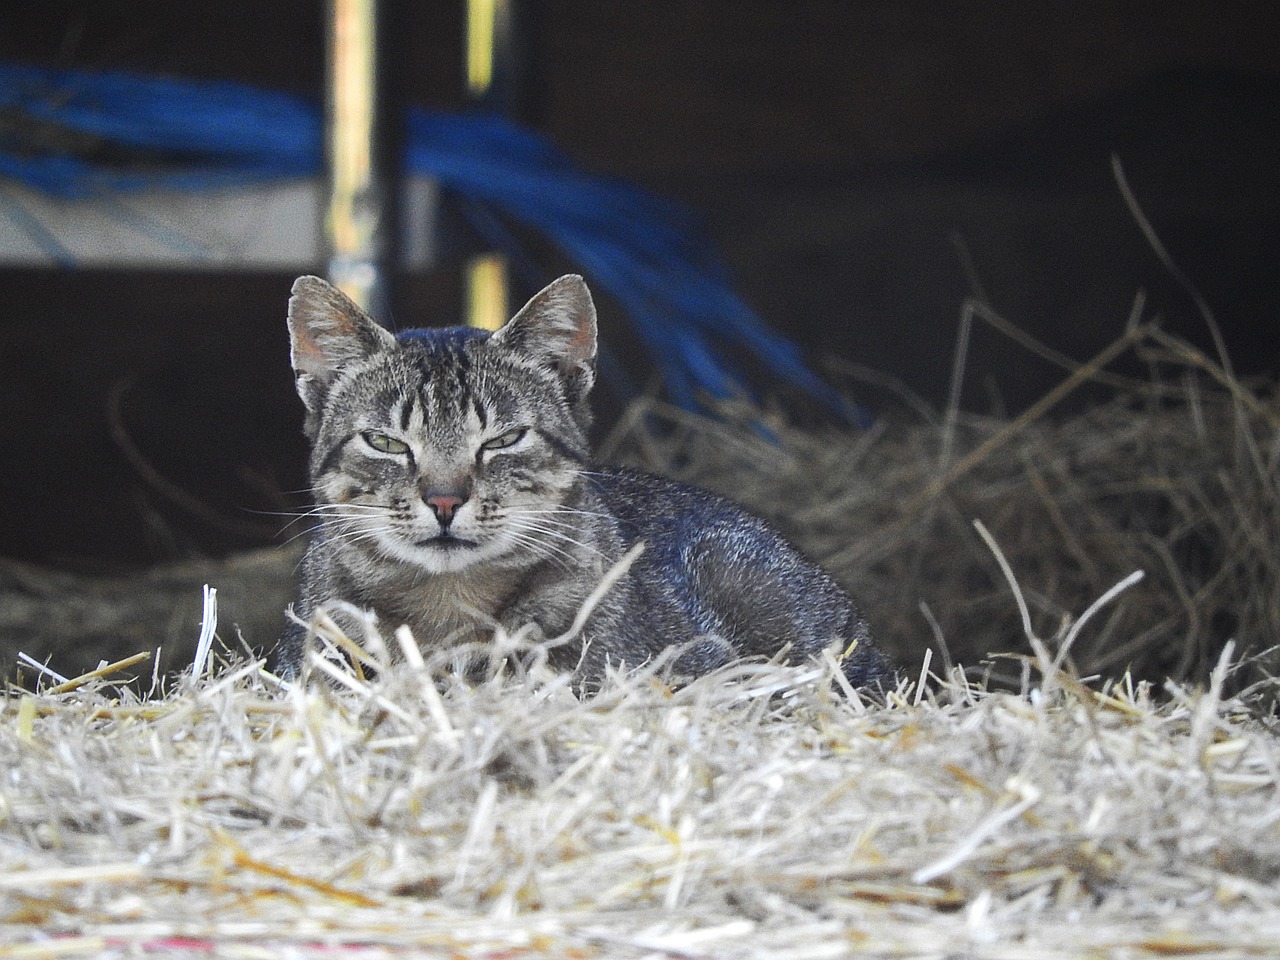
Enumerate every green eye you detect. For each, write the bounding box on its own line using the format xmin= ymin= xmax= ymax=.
xmin=364 ymin=431 xmax=410 ymax=455
xmin=481 ymin=428 xmax=527 ymax=452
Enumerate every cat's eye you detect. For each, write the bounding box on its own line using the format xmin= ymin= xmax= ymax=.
xmin=481 ymin=428 xmax=527 ymax=452
xmin=363 ymin=431 xmax=410 ymax=455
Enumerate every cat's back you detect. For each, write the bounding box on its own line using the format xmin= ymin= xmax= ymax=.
xmin=586 ymin=466 xmax=840 ymax=591
xmin=585 ymin=467 xmax=893 ymax=688
xmin=587 ymin=466 xmax=749 ymax=545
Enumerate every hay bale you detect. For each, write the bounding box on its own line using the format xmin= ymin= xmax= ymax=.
xmin=0 ymin=545 xmax=300 ymax=679
xmin=1 ymin=642 xmax=1278 ymax=956
xmin=607 ymin=319 xmax=1280 ymax=691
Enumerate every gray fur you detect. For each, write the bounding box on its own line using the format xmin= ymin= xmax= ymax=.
xmin=274 ymin=274 xmax=896 ymax=691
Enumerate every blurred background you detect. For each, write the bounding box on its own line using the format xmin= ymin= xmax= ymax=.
xmin=1 ymin=0 xmax=1277 ymax=574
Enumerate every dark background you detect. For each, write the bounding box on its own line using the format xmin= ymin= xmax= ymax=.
xmin=3 ymin=1 xmax=1278 ymax=569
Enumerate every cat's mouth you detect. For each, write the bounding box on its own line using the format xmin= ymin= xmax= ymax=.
xmin=414 ymin=535 xmax=479 ymax=550
xmin=375 ymin=530 xmax=490 ymax=574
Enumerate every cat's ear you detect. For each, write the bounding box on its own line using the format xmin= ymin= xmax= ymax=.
xmin=287 ymin=275 xmax=396 ymax=412
xmin=493 ymin=275 xmax=597 ymax=401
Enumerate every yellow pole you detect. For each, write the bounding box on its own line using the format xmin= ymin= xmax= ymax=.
xmin=464 ymin=0 xmax=509 ymax=330
xmin=325 ymin=0 xmax=393 ymax=317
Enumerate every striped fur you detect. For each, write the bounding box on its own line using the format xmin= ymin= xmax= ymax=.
xmin=274 ymin=275 xmax=895 ymax=691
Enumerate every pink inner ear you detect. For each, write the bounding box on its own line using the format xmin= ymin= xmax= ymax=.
xmin=288 ymin=273 xmax=387 ymax=375
xmin=567 ymin=322 xmax=594 ymax=362
xmin=290 ymin=330 xmax=333 ymax=375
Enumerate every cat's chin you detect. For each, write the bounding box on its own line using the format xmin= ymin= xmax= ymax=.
xmin=372 ymin=532 xmax=503 ymax=574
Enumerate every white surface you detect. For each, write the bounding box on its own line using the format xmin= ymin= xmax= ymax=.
xmin=0 ymin=176 xmax=438 ymax=270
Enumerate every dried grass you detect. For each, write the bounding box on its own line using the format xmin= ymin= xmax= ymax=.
xmin=603 ymin=310 xmax=1280 ymax=696
xmin=3 ymin=627 xmax=1280 ymax=958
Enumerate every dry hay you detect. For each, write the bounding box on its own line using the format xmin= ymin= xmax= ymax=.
xmin=0 ymin=547 xmax=300 ymax=680
xmin=3 ymin=629 xmax=1280 ymax=959
xmin=604 ymin=307 xmax=1280 ymax=695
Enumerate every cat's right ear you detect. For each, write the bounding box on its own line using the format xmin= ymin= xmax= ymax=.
xmin=492 ymin=274 xmax=597 ymax=404
xmin=287 ymin=276 xmax=395 ymax=413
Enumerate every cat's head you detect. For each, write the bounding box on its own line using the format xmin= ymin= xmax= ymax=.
xmin=287 ymin=274 xmax=598 ymax=574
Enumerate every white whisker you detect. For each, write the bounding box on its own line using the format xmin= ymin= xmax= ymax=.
xmin=521 ymin=505 xmax=614 ymax=522
xmin=508 ymin=520 xmax=593 ymax=551
xmin=502 ymin=530 xmax=577 ymax=568
xmin=504 ymin=518 xmax=607 ymax=565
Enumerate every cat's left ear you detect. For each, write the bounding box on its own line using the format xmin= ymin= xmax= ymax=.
xmin=287 ymin=275 xmax=396 ymax=413
xmin=493 ymin=275 xmax=597 ymax=402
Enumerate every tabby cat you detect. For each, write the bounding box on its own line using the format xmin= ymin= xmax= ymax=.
xmin=274 ymin=274 xmax=895 ymax=690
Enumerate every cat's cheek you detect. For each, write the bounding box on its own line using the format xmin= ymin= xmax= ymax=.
xmin=321 ymin=480 xmax=370 ymax=505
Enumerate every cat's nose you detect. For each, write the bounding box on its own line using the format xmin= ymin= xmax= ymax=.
xmin=424 ymin=491 xmax=467 ymax=527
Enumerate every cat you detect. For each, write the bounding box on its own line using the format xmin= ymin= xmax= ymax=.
xmin=273 ymin=273 xmax=896 ymax=692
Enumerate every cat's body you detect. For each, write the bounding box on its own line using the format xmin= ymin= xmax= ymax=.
xmin=275 ymin=274 xmax=895 ymax=690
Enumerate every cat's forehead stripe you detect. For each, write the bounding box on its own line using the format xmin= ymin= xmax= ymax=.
xmin=453 ymin=346 xmax=473 ymax=425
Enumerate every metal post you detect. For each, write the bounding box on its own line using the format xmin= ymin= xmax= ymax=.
xmin=324 ymin=0 xmax=396 ymax=321
xmin=463 ymin=0 xmax=526 ymax=330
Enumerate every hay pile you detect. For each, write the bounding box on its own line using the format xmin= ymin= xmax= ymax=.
xmin=606 ymin=309 xmax=1280 ymax=692
xmin=3 ymin=636 xmax=1280 ymax=958
xmin=0 ymin=546 xmax=300 ymax=679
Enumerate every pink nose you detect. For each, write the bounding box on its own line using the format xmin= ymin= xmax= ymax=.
xmin=425 ymin=492 xmax=466 ymax=526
